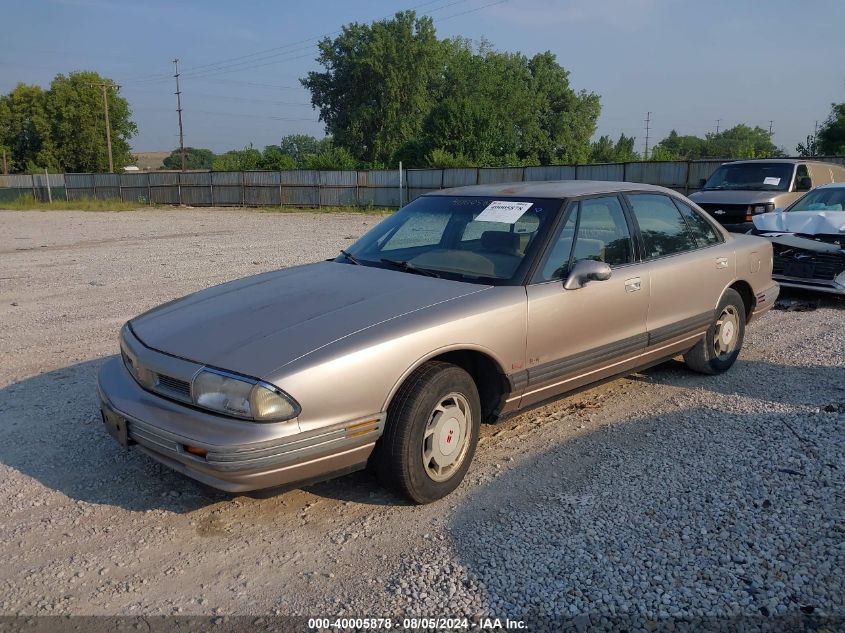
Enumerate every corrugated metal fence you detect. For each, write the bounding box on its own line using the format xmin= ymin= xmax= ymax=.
xmin=2 ymin=157 xmax=844 ymax=207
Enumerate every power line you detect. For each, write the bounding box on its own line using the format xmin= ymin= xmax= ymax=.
xmin=121 ymin=0 xmax=506 ymax=86
xmin=189 ymin=109 xmax=318 ymax=122
xmin=190 ymin=93 xmax=312 ymax=106
xmin=121 ymin=0 xmax=466 ymax=85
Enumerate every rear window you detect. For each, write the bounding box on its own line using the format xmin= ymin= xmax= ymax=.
xmin=674 ymin=200 xmax=723 ymax=246
xmin=627 ymin=194 xmax=697 ymax=259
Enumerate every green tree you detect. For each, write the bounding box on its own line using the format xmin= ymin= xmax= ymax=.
xmin=527 ymin=51 xmax=600 ymax=164
xmin=259 ymin=145 xmax=297 ymax=170
xmin=704 ymin=124 xmax=782 ymax=159
xmin=211 ymin=146 xmax=262 ymax=171
xmin=162 ymin=147 xmax=216 ymax=170
xmin=425 ymin=148 xmax=474 ymax=168
xmin=589 ymin=134 xmax=639 ymax=163
xmin=795 ymin=134 xmax=819 ymax=157
xmin=422 ymin=43 xmax=598 ymax=166
xmin=302 ymin=11 xmax=443 ymax=165
xmin=652 ymin=125 xmax=783 ymax=160
xmin=653 ymin=130 xmax=706 ymax=160
xmin=815 ymin=103 xmax=845 ymax=155
xmin=277 ymin=134 xmax=329 ymax=165
xmin=0 ymin=83 xmax=55 ymax=172
xmin=423 ymin=41 xmax=536 ymax=164
xmin=304 ymin=146 xmax=358 ymax=170
xmin=302 ymin=15 xmax=599 ymax=168
xmin=46 ymin=71 xmax=137 ymax=172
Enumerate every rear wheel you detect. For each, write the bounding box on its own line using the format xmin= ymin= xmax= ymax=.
xmin=684 ymin=288 xmax=746 ymax=374
xmin=375 ymin=361 xmax=480 ymax=504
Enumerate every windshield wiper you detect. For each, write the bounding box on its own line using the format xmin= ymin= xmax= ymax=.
xmin=339 ymin=249 xmax=361 ymax=265
xmin=380 ymin=258 xmax=440 ymax=278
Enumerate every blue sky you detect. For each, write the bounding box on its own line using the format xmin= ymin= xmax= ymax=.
xmin=3 ymin=0 xmax=844 ymax=156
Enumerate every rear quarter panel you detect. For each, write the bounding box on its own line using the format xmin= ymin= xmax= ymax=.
xmin=729 ymin=233 xmax=776 ymax=310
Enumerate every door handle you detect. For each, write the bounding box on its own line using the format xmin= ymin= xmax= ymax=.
xmin=715 ymin=257 xmax=728 ymax=269
xmin=624 ymin=277 xmax=641 ymax=292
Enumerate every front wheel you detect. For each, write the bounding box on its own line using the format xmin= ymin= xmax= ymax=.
xmin=684 ymin=288 xmax=746 ymax=375
xmin=375 ymin=361 xmax=480 ymax=504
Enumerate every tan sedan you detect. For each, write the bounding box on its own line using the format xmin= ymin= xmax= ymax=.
xmin=97 ymin=181 xmax=779 ymax=503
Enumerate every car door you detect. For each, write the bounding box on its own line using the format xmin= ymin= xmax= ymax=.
xmin=625 ymin=193 xmax=733 ymax=351
xmin=521 ymin=195 xmax=650 ymax=408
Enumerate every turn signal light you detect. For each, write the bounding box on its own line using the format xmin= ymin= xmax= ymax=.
xmin=184 ymin=446 xmax=208 ymax=457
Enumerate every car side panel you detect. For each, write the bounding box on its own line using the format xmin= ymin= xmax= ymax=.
xmin=266 ymin=287 xmax=528 ymax=434
xmin=644 ymin=243 xmax=734 ymax=348
xmin=520 ymin=266 xmax=650 ymax=408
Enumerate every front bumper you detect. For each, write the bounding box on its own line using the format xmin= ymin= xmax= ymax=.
xmin=772 ymin=275 xmax=845 ymax=296
xmin=97 ymin=358 xmax=382 ymax=492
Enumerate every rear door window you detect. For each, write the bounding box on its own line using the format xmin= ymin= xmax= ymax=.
xmin=627 ymin=194 xmax=698 ymax=259
xmin=673 ymin=199 xmax=723 ymax=247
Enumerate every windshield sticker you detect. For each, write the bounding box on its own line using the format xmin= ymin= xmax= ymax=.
xmin=474 ymin=200 xmax=534 ymax=224
xmin=763 ymin=177 xmax=781 ymax=186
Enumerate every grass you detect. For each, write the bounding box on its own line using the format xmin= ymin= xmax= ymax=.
xmin=0 ymin=194 xmax=148 ymax=211
xmin=0 ymin=194 xmax=394 ymax=214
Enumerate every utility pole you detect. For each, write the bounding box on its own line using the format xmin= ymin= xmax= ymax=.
xmin=100 ymin=83 xmax=116 ymax=173
xmin=768 ymin=120 xmax=774 ymax=136
xmin=2 ymin=149 xmax=7 ymax=175
xmin=173 ymin=58 xmax=186 ymax=171
xmin=715 ymin=119 xmax=720 ymax=134
xmin=644 ymin=111 xmax=651 ymax=160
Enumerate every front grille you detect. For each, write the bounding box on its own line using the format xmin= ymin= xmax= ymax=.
xmin=698 ymin=203 xmax=750 ymax=221
xmin=155 ymin=373 xmax=192 ymax=398
xmin=772 ymin=245 xmax=845 ymax=281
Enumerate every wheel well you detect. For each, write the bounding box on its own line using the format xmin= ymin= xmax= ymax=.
xmin=729 ymin=281 xmax=754 ymax=322
xmin=429 ymin=350 xmax=508 ymax=422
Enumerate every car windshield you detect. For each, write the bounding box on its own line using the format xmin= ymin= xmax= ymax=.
xmin=787 ymin=187 xmax=845 ymax=212
xmin=702 ymin=163 xmax=793 ymax=191
xmin=340 ymin=195 xmax=559 ymax=284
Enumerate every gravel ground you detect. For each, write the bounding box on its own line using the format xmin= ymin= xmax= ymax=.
xmin=0 ymin=208 xmax=842 ymax=631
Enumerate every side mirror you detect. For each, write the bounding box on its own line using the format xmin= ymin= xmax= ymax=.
xmin=563 ymin=260 xmax=612 ymax=290
xmin=698 ymin=178 xmax=707 ymax=188
xmin=796 ymin=176 xmax=812 ymax=191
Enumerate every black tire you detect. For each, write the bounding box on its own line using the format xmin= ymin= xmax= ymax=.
xmin=684 ymin=288 xmax=746 ymax=375
xmin=374 ymin=361 xmax=481 ymax=504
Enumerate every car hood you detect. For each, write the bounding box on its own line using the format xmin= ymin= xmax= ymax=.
xmin=689 ymin=190 xmax=783 ymax=205
xmin=752 ymin=211 xmax=845 ymax=235
xmin=131 ymin=261 xmax=489 ymax=379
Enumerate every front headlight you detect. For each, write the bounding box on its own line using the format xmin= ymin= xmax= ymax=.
xmin=752 ymin=203 xmax=775 ymax=214
xmin=192 ymin=369 xmax=300 ymax=422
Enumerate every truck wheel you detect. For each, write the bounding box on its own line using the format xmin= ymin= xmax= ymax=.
xmin=375 ymin=361 xmax=480 ymax=504
xmin=684 ymin=288 xmax=746 ymax=375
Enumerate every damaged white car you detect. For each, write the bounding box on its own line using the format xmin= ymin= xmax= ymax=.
xmin=752 ymin=183 xmax=845 ymax=295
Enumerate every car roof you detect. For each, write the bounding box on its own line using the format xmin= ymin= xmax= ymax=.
xmin=810 ymin=182 xmax=845 ymax=190
xmin=427 ymin=180 xmax=679 ymax=199
xmin=720 ymin=158 xmax=837 ymax=166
